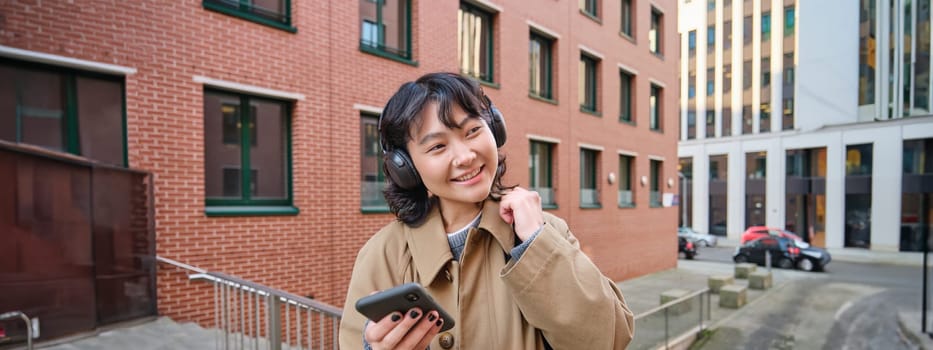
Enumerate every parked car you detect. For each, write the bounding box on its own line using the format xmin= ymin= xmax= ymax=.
xmin=678 ymin=227 xmax=719 ymax=247
xmin=678 ymin=236 xmax=696 ymax=260
xmin=740 ymin=226 xmax=803 ymax=244
xmin=733 ymin=236 xmax=831 ymax=272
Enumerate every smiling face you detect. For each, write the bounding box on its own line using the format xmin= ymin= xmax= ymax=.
xmin=407 ymin=102 xmax=498 ymax=214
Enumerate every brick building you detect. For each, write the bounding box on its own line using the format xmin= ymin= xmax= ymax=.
xmin=0 ymin=0 xmax=679 ymax=336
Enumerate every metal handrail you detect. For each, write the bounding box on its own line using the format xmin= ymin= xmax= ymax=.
xmin=0 ymin=311 xmax=33 ymax=350
xmin=190 ymin=272 xmax=343 ymax=317
xmin=635 ymin=287 xmax=710 ymax=320
xmin=158 ymin=255 xmax=342 ymax=350
xmin=632 ymin=288 xmax=712 ymax=350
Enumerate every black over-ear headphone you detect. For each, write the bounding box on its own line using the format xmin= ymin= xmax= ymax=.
xmin=380 ymin=95 xmax=507 ymax=190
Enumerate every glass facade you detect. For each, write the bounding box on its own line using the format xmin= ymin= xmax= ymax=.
xmin=783 ymin=3 xmax=797 ymax=130
xmin=785 ymin=148 xmax=827 ymax=247
xmin=746 ymin=152 xmax=766 ymax=227
xmin=901 ymin=138 xmax=933 ymax=251
xmin=709 ymin=154 xmax=728 ymax=235
xmin=679 ymin=157 xmax=693 ymax=227
xmin=845 ymin=144 xmax=873 ymax=248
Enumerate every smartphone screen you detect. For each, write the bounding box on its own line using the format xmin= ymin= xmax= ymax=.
xmin=355 ymin=283 xmax=455 ymax=332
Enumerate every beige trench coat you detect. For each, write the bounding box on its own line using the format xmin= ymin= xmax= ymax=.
xmin=339 ymin=200 xmax=634 ymax=349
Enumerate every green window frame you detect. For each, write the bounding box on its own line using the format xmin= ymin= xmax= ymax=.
xmin=202 ymin=0 xmax=296 ymax=33
xmin=649 ymin=7 xmax=663 ymax=56
xmin=459 ymin=2 xmax=495 ymax=83
xmin=620 ymin=70 xmax=634 ymax=123
xmin=649 ymin=83 xmax=662 ymax=131
xmin=650 ymin=159 xmax=662 ymax=207
xmin=360 ymin=0 xmax=415 ymax=65
xmin=530 ymin=140 xmax=557 ymax=208
xmin=618 ymin=155 xmax=635 ymax=207
xmin=580 ymin=0 xmax=599 ymax=19
xmin=361 ymin=113 xmax=389 ymax=212
xmin=204 ymin=89 xmax=295 ymax=216
xmin=580 ymin=53 xmax=599 ymax=114
xmin=621 ymin=0 xmax=633 ymax=37
xmin=529 ymin=32 xmax=555 ymax=101
xmin=580 ymin=148 xmax=601 ymax=208
xmin=0 ymin=58 xmax=128 ymax=167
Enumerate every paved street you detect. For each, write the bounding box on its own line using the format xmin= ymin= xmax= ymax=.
xmin=686 ymin=245 xmax=926 ymax=349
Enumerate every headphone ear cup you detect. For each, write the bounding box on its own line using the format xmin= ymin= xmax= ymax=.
xmin=384 ymin=149 xmax=422 ymax=190
xmin=487 ymin=105 xmax=507 ymax=148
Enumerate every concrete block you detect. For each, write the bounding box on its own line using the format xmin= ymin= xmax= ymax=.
xmin=749 ymin=271 xmax=772 ymax=290
xmin=707 ymin=275 xmax=734 ymax=294
xmin=719 ymin=285 xmax=747 ymax=309
xmin=660 ymin=288 xmax=692 ymax=315
xmin=735 ymin=263 xmax=757 ymax=279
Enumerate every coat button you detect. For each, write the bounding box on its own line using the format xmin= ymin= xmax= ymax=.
xmin=438 ymin=332 xmax=455 ymax=349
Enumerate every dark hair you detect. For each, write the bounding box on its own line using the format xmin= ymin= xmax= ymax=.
xmin=380 ymin=72 xmax=512 ymax=226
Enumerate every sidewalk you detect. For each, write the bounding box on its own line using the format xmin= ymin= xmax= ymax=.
xmin=616 ymin=259 xmax=819 ymax=349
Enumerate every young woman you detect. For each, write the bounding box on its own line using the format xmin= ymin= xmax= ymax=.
xmin=339 ymin=72 xmax=634 ymax=350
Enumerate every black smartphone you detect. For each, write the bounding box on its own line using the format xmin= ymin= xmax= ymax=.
xmin=355 ymin=283 xmax=455 ymax=332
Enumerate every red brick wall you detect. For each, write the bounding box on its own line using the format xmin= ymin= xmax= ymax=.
xmin=1 ymin=0 xmax=679 ymax=324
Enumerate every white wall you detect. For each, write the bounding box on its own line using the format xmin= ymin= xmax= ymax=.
xmin=796 ymin=0 xmax=860 ymax=131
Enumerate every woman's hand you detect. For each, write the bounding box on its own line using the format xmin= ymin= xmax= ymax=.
xmin=499 ymin=187 xmax=545 ymax=241
xmin=364 ymin=308 xmax=443 ymax=350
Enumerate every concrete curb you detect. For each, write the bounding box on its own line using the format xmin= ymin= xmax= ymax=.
xmin=706 ymin=279 xmax=792 ymax=330
xmin=897 ymin=311 xmax=931 ymax=350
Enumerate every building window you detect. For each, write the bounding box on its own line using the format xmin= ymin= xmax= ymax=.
xmin=650 ymin=84 xmax=662 ymax=131
xmin=204 ymin=90 xmax=292 ymax=209
xmin=0 ymin=60 xmax=126 ymax=166
xmin=530 ymin=32 xmax=555 ymax=100
xmin=845 ymin=144 xmax=873 ymax=248
xmin=687 ymin=110 xmax=696 ymax=139
xmin=580 ymin=148 xmax=600 ymax=207
xmin=723 ymin=64 xmax=732 ymax=93
xmin=688 ymin=73 xmax=696 ymax=99
xmin=707 ymin=25 xmax=715 ymax=47
xmin=619 ymin=155 xmax=635 ymax=207
xmin=858 ymin=0 xmax=876 ymax=106
xmin=901 ymin=139 xmax=933 ymax=251
xmin=650 ymin=7 xmax=663 ymax=55
xmin=784 ymin=6 xmax=795 ymax=36
xmin=709 ymin=154 xmax=728 ymax=235
xmin=650 ymin=159 xmax=662 ymax=207
xmin=620 ymin=70 xmax=634 ymax=122
xmin=742 ymin=105 xmax=753 ymax=134
xmin=580 ymin=54 xmax=600 ymax=113
xmin=621 ymin=0 xmax=634 ymax=37
xmin=581 ymin=0 xmax=599 ymax=18
xmin=530 ymin=141 xmax=557 ymax=207
xmin=203 ymin=0 xmax=293 ymax=31
xmin=743 ymin=15 xmax=752 ymax=45
xmin=705 ymin=110 xmax=715 ymax=138
xmin=745 ymin=152 xmax=767 ymax=227
xmin=459 ymin=2 xmax=495 ymax=83
xmin=761 ymin=11 xmax=771 ymax=41
xmin=678 ymin=157 xmax=693 ymax=227
xmin=723 ymin=20 xmax=732 ymax=50
xmin=706 ymin=68 xmax=715 ymax=95
xmin=360 ymin=0 xmax=412 ymax=61
xmin=688 ymin=30 xmax=697 ymax=55
xmin=361 ymin=114 xmax=387 ymax=210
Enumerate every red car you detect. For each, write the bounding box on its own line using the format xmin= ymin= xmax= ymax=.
xmin=740 ymin=226 xmax=803 ymax=244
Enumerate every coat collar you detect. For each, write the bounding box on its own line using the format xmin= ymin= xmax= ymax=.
xmin=405 ymin=199 xmax=516 ymax=286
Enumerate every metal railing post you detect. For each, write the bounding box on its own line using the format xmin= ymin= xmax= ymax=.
xmin=664 ymin=307 xmax=669 ymax=350
xmin=0 ymin=311 xmax=33 ymax=350
xmin=268 ymin=295 xmax=282 ymax=350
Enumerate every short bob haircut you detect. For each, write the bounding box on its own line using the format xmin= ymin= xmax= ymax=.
xmin=380 ymin=72 xmax=512 ymax=226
